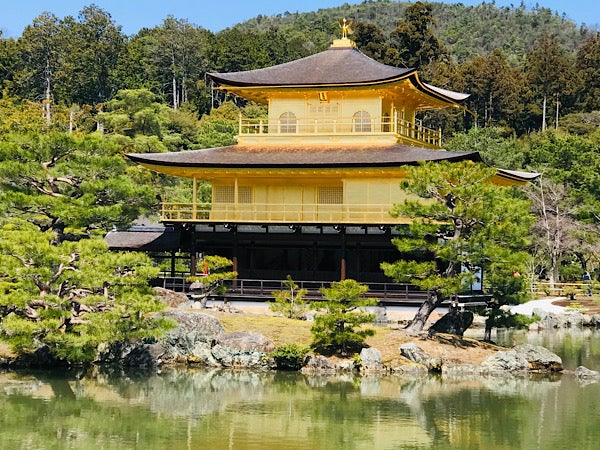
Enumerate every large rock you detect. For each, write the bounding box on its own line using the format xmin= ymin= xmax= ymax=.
xmin=575 ymin=366 xmax=600 ymax=379
xmin=359 ymin=347 xmax=385 ymax=372
xmin=154 ymin=287 xmax=190 ymax=308
xmin=481 ymin=344 xmax=562 ymax=374
xmin=211 ymin=331 xmax=275 ymax=369
xmin=98 ymin=310 xmax=226 ymax=367
xmin=301 ymin=355 xmax=337 ymax=373
xmin=538 ymin=312 xmax=586 ymax=329
xmin=161 ymin=310 xmax=226 ymax=364
xmin=480 ymin=349 xmax=529 ymax=374
xmin=429 ymin=310 xmax=473 ymax=336
xmin=400 ymin=343 xmax=441 ymax=372
xmin=513 ymin=344 xmax=563 ymax=372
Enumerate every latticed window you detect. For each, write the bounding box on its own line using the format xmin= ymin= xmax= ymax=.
xmin=280 ymin=112 xmax=297 ymax=133
xmin=214 ymin=185 xmax=234 ymax=203
xmin=238 ymin=186 xmax=253 ymax=203
xmin=353 ymin=110 xmax=371 ymax=132
xmin=214 ymin=185 xmax=253 ymax=203
xmin=318 ymin=186 xmax=343 ymax=204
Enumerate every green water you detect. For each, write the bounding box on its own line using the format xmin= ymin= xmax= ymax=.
xmin=1 ymin=330 xmax=599 ymax=450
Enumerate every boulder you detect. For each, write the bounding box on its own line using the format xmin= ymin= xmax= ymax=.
xmin=513 ymin=344 xmax=563 ymax=372
xmin=211 ymin=331 xmax=275 ymax=369
xmin=400 ymin=343 xmax=441 ymax=372
xmin=480 ymin=349 xmax=529 ymax=374
xmin=301 ymin=355 xmax=337 ymax=373
xmin=160 ymin=311 xmax=225 ymax=363
xmin=359 ymin=347 xmax=385 ymax=372
xmin=539 ymin=312 xmax=586 ymax=329
xmin=429 ymin=310 xmax=473 ymax=336
xmin=575 ymin=366 xmax=600 ymax=379
xmin=481 ymin=344 xmax=563 ymax=374
xmin=154 ymin=287 xmax=189 ymax=308
xmin=98 ymin=311 xmax=226 ymax=367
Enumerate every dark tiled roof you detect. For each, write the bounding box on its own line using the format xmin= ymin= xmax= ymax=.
xmin=208 ymin=46 xmax=414 ymax=87
xmin=104 ymin=229 xmax=180 ymax=251
xmin=127 ymin=144 xmax=481 ymax=168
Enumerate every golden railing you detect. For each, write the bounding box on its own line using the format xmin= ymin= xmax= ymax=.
xmin=161 ymin=202 xmax=405 ymax=224
xmin=239 ymin=116 xmax=442 ymax=147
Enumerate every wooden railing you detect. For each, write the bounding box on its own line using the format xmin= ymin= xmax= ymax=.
xmin=161 ymin=202 xmax=406 ymax=224
xmin=239 ymin=116 xmax=442 ymax=147
xmin=531 ymin=281 xmax=595 ymax=297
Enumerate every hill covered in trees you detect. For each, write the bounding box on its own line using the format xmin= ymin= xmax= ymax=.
xmin=239 ymin=1 xmax=591 ymax=63
xmin=0 ymin=1 xmax=597 ymax=137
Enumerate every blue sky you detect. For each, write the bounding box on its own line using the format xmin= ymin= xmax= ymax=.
xmin=1 ymin=1 xmax=597 ymax=38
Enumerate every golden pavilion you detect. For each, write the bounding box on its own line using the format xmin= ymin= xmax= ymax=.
xmin=119 ymin=33 xmax=536 ymax=283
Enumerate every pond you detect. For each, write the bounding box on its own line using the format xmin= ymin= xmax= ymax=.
xmin=1 ymin=330 xmax=599 ymax=450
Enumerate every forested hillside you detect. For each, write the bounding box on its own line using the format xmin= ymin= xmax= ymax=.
xmin=240 ymin=1 xmax=590 ymax=62
xmin=0 ymin=1 xmax=597 ymax=136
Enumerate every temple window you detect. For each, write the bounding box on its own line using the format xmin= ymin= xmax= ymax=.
xmin=318 ymin=186 xmax=343 ymax=204
xmin=238 ymin=186 xmax=253 ymax=203
xmin=279 ymin=112 xmax=297 ymax=133
xmin=214 ymin=185 xmax=234 ymax=203
xmin=353 ymin=111 xmax=372 ymax=132
xmin=214 ymin=185 xmax=253 ymax=203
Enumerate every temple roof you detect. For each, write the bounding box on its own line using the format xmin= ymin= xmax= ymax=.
xmin=208 ymin=45 xmax=414 ymax=87
xmin=127 ymin=144 xmax=481 ymax=169
xmin=207 ymin=41 xmax=468 ymax=103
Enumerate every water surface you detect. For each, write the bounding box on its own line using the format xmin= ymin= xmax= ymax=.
xmin=1 ymin=330 xmax=599 ymax=450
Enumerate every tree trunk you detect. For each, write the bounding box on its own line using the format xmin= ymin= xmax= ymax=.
xmin=404 ymin=291 xmax=445 ymax=334
xmin=44 ymin=61 xmax=52 ymax=125
xmin=542 ymin=94 xmax=547 ymax=131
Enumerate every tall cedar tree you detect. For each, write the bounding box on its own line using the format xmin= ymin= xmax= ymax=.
xmin=389 ymin=1 xmax=448 ymax=68
xmin=381 ymin=161 xmax=533 ymax=334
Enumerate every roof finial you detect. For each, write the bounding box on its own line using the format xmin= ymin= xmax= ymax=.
xmin=331 ymin=19 xmax=356 ymax=48
xmin=339 ymin=18 xmax=353 ymax=39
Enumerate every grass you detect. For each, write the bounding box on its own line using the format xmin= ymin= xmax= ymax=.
xmin=204 ymin=309 xmax=498 ymax=367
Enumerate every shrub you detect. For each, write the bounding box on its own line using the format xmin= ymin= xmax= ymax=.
xmin=268 ymin=275 xmax=309 ymax=319
xmin=310 ymin=279 xmax=377 ymax=356
xmin=270 ymin=344 xmax=310 ymax=371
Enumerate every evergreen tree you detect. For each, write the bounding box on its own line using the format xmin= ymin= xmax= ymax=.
xmin=310 ymin=279 xmax=376 ymax=356
xmin=381 ymin=161 xmax=533 ymax=333
xmin=576 ymin=32 xmax=600 ymax=112
xmin=0 ymin=219 xmax=172 ymax=364
xmin=389 ymin=1 xmax=448 ymax=67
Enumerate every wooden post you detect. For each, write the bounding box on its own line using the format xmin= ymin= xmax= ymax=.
xmin=192 ymin=177 xmax=198 ymax=220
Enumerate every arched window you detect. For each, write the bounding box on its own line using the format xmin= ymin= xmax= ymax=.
xmin=353 ymin=111 xmax=371 ymax=132
xmin=279 ymin=112 xmax=297 ymax=133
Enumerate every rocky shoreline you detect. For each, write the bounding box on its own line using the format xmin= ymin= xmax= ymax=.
xmin=2 ymin=301 xmax=600 ymax=381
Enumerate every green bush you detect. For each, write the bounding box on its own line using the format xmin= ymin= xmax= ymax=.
xmin=270 ymin=344 xmax=310 ymax=371
xmin=310 ymin=279 xmax=377 ymax=356
xmin=268 ymin=275 xmax=309 ymax=319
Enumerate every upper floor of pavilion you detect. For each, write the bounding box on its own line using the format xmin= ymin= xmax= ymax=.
xmin=207 ymin=37 xmax=469 ymax=149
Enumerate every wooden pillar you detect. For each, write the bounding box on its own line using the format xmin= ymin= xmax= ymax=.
xmin=170 ymin=251 xmax=176 ymax=277
xmin=192 ymin=177 xmax=198 ymax=220
xmin=340 ymin=229 xmax=346 ymax=281
xmin=190 ymin=227 xmax=197 ymax=276
xmin=232 ymin=227 xmax=238 ymax=287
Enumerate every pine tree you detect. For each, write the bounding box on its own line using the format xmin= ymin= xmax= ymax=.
xmin=381 ymin=161 xmax=533 ymax=334
xmin=310 ymin=279 xmax=376 ymax=356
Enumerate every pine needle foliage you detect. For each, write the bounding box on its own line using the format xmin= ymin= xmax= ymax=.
xmin=269 ymin=275 xmax=309 ymax=319
xmin=310 ymin=279 xmax=376 ymax=356
xmin=0 ymin=219 xmax=173 ymax=364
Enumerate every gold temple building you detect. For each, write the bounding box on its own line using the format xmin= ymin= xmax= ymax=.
xmin=114 ymin=33 xmax=537 ymax=284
